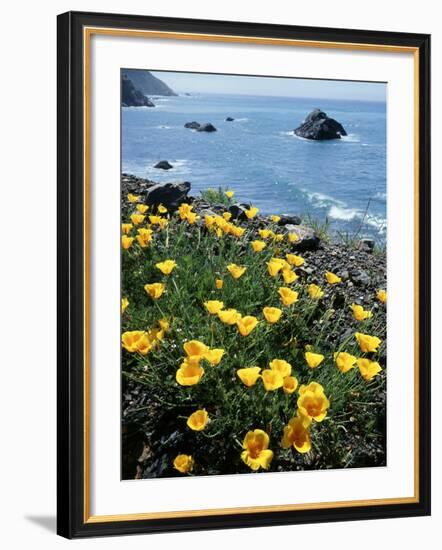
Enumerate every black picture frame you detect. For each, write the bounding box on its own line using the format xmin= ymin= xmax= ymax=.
xmin=57 ymin=10 xmax=431 ymax=539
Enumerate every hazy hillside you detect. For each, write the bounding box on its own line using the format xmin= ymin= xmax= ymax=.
xmin=123 ymin=69 xmax=177 ymax=96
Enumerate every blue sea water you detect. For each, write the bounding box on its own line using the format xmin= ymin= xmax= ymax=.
xmin=122 ymin=93 xmax=386 ymax=241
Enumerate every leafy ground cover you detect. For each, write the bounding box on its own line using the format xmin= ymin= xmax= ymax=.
xmin=121 ymin=187 xmax=387 ymax=479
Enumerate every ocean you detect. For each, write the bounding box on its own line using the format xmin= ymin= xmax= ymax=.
xmin=122 ymin=93 xmax=386 ymax=241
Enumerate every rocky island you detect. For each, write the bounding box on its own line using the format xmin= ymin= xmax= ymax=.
xmin=294 ymin=109 xmax=347 ymax=140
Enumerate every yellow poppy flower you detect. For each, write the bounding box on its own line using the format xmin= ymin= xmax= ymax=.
xmin=130 ymin=213 xmax=145 ymax=226
xmin=355 ymin=332 xmax=381 ymax=353
xmin=127 ymin=193 xmax=140 ymax=203
xmin=204 ymin=300 xmax=224 ymax=315
xmin=136 ymin=228 xmax=153 ymax=248
xmin=144 ymin=282 xmax=165 ymax=299
xmin=357 ymin=358 xmax=383 ymax=381
xmin=215 ymin=278 xmax=224 ymax=289
xmin=155 ymin=259 xmax=177 ymax=275
xmin=204 ymin=348 xmax=225 ymax=366
xmin=121 ymin=235 xmax=134 ymax=249
xmin=223 ymin=212 xmax=232 ymax=221
xmin=158 ymin=217 xmax=169 ymax=229
xmin=287 ymin=232 xmax=299 ymax=243
xmin=351 ymin=303 xmax=373 ymax=321
xmin=214 ymin=215 xmax=227 ymax=229
xmin=281 ymin=417 xmax=311 ymax=453
xmin=121 ymin=297 xmax=129 ymax=313
xmin=297 ymin=382 xmax=330 ymax=422
xmin=135 ymin=334 xmax=154 ymax=355
xmin=269 ymin=359 xmax=292 ymax=378
xmin=227 ymin=263 xmax=247 ymax=279
xmin=157 ymin=204 xmax=167 ymax=214
xmin=261 ymin=369 xmax=284 ymax=391
xmin=136 ymin=204 xmax=149 ymax=214
xmin=334 ymin=351 xmax=357 ymax=373
xmin=205 ymin=214 xmax=216 ymax=228
xmin=283 ymin=376 xmax=298 ymax=395
xmin=187 ymin=409 xmax=209 ymax=431
xmin=305 ymin=351 xmax=325 ymax=369
xmin=377 ymin=289 xmax=387 ymax=303
xmin=259 ymin=229 xmax=272 ymax=240
xmin=241 ymin=429 xmax=274 ymax=471
xmin=308 ymin=283 xmax=324 ymax=300
xmin=183 ymin=340 xmax=209 ymax=361
xmin=245 ymin=206 xmax=259 ymax=219
xmin=251 ymin=240 xmax=267 ymax=252
xmin=267 ymin=258 xmax=286 ymax=277
xmin=274 ymin=233 xmax=284 ymax=242
xmin=237 ymin=316 xmax=259 ymax=336
xmin=286 ymin=254 xmax=305 ymax=267
xmin=121 ymin=330 xmax=146 ymax=353
xmin=178 ymin=203 xmax=193 ymax=220
xmin=271 ymin=215 xmax=281 ymax=223
xmin=225 ymin=190 xmax=234 ymax=199
xmin=237 ymin=367 xmax=261 ymax=387
xmin=325 ymin=271 xmax=342 ymax=284
xmin=173 ymin=454 xmax=193 ymax=474
xmin=186 ymin=211 xmax=199 ymax=225
xmin=176 ymin=361 xmax=205 ymax=386
xmin=263 ymin=306 xmax=282 ymax=324
xmin=218 ymin=308 xmax=242 ymax=325
xmin=148 ymin=215 xmax=162 ymax=225
xmin=282 ymin=267 xmax=298 ymax=284
xmin=278 ymin=287 xmax=298 ymax=306
xmin=230 ymin=225 xmax=246 ymax=238
xmin=121 ymin=223 xmax=133 ymax=234
xmin=158 ymin=318 xmax=170 ymax=332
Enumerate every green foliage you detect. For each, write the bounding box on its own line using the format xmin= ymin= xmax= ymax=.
xmin=199 ymin=186 xmax=234 ymax=207
xmin=122 ymin=208 xmax=386 ymax=478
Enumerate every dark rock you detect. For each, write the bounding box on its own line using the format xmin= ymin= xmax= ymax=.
xmin=197 ymin=123 xmax=217 ymax=132
xmin=225 ymin=117 xmax=235 ymax=122
xmin=332 ymin=293 xmax=346 ymax=309
xmin=184 ymin=121 xmax=201 ymax=129
xmin=199 ymin=208 xmax=217 ymax=218
xmin=277 ymin=214 xmax=302 ymax=226
xmin=154 ymin=160 xmax=173 ymax=170
xmin=228 ymin=203 xmax=251 ymax=221
xmin=350 ymin=269 xmax=371 ymax=286
xmin=284 ymin=224 xmax=320 ymax=250
xmin=121 ymin=75 xmax=155 ymax=107
xmin=358 ymin=238 xmax=375 ymax=253
xmin=294 ymin=109 xmax=347 ymax=140
xmin=145 ymin=181 xmax=191 ymax=210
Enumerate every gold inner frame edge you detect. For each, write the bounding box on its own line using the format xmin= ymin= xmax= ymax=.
xmin=82 ymin=26 xmax=420 ymax=524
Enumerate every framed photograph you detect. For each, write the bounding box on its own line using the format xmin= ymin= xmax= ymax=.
xmin=57 ymin=11 xmax=431 ymax=538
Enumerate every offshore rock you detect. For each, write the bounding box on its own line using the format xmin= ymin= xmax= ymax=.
xmin=294 ymin=109 xmax=347 ymax=140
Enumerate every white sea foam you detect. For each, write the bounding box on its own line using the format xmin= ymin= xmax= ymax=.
xmin=374 ymin=192 xmax=387 ymax=200
xmin=340 ymin=133 xmax=360 ymax=143
xmin=328 ymin=205 xmax=360 ymax=221
xmin=302 ymin=189 xmax=346 ymax=209
xmin=328 ymin=205 xmax=386 ymax=234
